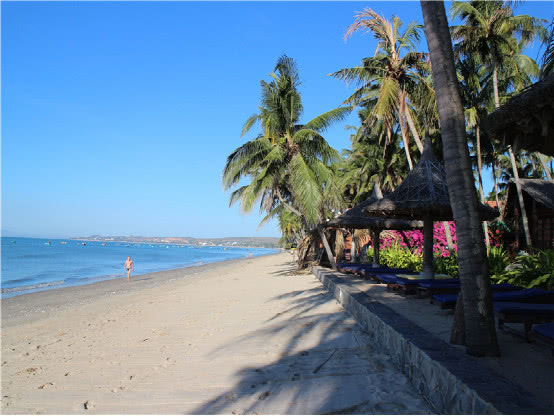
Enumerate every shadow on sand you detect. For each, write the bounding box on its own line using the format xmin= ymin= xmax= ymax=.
xmin=190 ymin=274 xmax=432 ymax=415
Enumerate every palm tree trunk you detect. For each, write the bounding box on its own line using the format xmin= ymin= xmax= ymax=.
xmin=492 ymin=158 xmax=501 ymax=213
xmin=443 ymin=221 xmax=455 ymax=250
xmin=421 ymin=0 xmax=499 ymax=357
xmin=399 ymin=121 xmax=414 ymax=170
xmin=491 ymin=58 xmax=531 ymax=248
xmin=318 ymin=227 xmax=337 ymax=270
xmin=508 ymin=146 xmax=532 ymax=247
xmin=476 ymin=126 xmax=490 ymax=248
xmin=537 ymin=153 xmax=553 ymax=181
xmin=404 ymin=106 xmax=424 ymax=153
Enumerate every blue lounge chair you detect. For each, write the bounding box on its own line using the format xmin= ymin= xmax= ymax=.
xmin=533 ymin=323 xmax=554 ymax=356
xmin=432 ymin=288 xmax=554 ymax=309
xmin=494 ymin=302 xmax=554 ymax=342
xmin=389 ymin=277 xmax=459 ymax=295
xmin=417 ymin=281 xmax=521 ymax=299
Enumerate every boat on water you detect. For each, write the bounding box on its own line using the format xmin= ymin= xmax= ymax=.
xmin=60 ymin=242 xmax=66 ymax=245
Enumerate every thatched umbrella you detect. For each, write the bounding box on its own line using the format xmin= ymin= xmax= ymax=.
xmin=364 ymin=139 xmax=499 ymax=278
xmin=326 ymin=195 xmax=423 ymax=266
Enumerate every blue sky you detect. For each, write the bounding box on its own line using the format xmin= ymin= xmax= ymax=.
xmin=2 ymin=1 xmax=552 ymax=239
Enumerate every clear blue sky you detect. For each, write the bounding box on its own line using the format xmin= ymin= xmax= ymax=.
xmin=2 ymin=1 xmax=552 ymax=239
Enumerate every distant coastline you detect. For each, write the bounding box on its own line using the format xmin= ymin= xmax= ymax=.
xmin=69 ymin=235 xmax=280 ymax=248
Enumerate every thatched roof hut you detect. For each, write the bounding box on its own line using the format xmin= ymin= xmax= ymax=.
xmin=364 ymin=139 xmax=499 ymax=278
xmin=326 ymin=197 xmax=424 ymax=230
xmin=483 ymin=73 xmax=554 ymax=157
xmin=503 ymin=179 xmax=554 ymax=251
xmin=363 ymin=141 xmax=499 ymax=221
xmin=325 ymin=196 xmax=424 ymax=266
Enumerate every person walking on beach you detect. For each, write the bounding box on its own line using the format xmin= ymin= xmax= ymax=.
xmin=124 ymin=256 xmax=134 ymax=281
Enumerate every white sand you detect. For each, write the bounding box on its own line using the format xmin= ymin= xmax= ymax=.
xmin=1 ymin=253 xmax=433 ymax=414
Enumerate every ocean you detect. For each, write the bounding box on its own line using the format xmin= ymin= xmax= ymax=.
xmin=1 ymin=237 xmax=279 ymax=298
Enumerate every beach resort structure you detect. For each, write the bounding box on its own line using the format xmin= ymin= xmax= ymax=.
xmin=503 ymin=179 xmax=554 ymax=251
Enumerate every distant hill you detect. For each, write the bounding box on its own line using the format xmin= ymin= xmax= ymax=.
xmin=73 ymin=235 xmax=280 ymax=248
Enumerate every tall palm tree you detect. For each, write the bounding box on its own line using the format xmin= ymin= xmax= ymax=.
xmin=450 ymin=0 xmax=546 ymax=248
xmin=420 ymin=0 xmax=499 ymax=357
xmin=458 ymin=56 xmax=494 ymax=246
xmin=223 ymin=55 xmax=350 ymax=230
xmin=332 ymin=9 xmax=428 ymax=169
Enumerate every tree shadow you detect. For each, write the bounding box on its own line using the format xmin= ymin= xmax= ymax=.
xmin=190 ymin=284 xmax=433 ymax=415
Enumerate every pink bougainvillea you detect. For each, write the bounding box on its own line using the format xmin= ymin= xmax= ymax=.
xmin=377 ymin=221 xmax=458 ymax=257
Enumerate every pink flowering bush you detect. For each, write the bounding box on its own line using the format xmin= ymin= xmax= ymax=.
xmin=378 ymin=221 xmax=457 ymax=257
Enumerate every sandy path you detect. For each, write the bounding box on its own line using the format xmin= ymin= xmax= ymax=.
xmin=1 ymin=253 xmax=433 ymax=414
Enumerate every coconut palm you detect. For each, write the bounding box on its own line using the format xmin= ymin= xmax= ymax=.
xmin=332 ymin=9 xmax=428 ymax=169
xmin=223 ymin=55 xmax=350 ymax=230
xmin=540 ymin=19 xmax=554 ymax=78
xmin=420 ymin=1 xmax=499 ymax=356
xmin=457 ymin=56 xmax=495 ymax=246
xmin=450 ymin=0 xmax=546 ymax=248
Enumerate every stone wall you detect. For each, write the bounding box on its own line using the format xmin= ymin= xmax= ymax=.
xmin=312 ymin=267 xmax=544 ymax=415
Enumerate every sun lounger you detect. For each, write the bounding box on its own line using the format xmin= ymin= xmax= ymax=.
xmin=417 ymin=281 xmax=521 ymax=299
xmin=532 ymin=323 xmax=554 ymax=356
xmin=494 ymin=302 xmax=554 ymax=342
xmin=432 ymin=288 xmax=554 ymax=309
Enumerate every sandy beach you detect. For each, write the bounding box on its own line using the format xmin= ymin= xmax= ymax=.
xmin=1 ymin=252 xmax=432 ymax=414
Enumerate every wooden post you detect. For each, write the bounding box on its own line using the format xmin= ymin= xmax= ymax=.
xmin=318 ymin=226 xmax=337 ymax=270
xmin=532 ymin=199 xmax=537 ymax=249
xmin=372 ymin=229 xmax=381 ymax=266
xmin=514 ymin=205 xmax=520 ymax=253
xmin=422 ymin=215 xmax=435 ymax=279
xmin=350 ymin=231 xmax=357 ymax=263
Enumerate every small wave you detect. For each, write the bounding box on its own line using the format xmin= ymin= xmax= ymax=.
xmin=1 ymin=280 xmax=65 ymax=293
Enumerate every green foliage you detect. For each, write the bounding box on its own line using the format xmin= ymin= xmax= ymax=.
xmin=378 ymin=244 xmax=423 ymax=272
xmin=495 ymin=250 xmax=554 ymax=290
xmin=487 ymin=245 xmax=511 ymax=279
xmin=434 ymin=252 xmax=459 ymax=277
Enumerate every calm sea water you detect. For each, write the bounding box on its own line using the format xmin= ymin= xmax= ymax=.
xmin=1 ymin=237 xmax=278 ymax=298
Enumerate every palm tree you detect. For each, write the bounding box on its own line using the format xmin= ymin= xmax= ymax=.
xmin=458 ymin=56 xmax=494 ymax=246
xmin=450 ymin=0 xmax=546 ymax=248
xmin=223 ymin=55 xmax=350 ymax=231
xmin=420 ymin=0 xmax=499 ymax=357
xmin=332 ymin=9 xmax=428 ymax=169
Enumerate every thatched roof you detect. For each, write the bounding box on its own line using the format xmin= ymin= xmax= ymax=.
xmin=363 ymin=140 xmax=500 ymax=221
xmin=483 ymin=73 xmax=554 ymax=157
xmin=325 ymin=196 xmax=424 ymax=230
xmin=504 ymin=179 xmax=554 ymax=215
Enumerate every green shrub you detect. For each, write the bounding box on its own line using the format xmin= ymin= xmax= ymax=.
xmin=487 ymin=245 xmax=511 ymax=280
xmin=496 ymin=250 xmax=554 ymax=290
xmin=366 ymin=247 xmax=374 ymax=262
xmin=434 ymin=252 xmax=459 ymax=277
xmin=379 ymin=244 xmax=422 ymax=272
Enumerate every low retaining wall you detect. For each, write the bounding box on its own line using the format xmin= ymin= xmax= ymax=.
xmin=312 ymin=267 xmax=544 ymax=415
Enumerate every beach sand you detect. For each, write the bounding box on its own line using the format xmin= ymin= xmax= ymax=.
xmin=1 ymin=253 xmax=433 ymax=414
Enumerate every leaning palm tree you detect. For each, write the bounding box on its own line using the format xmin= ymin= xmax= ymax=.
xmin=223 ymin=55 xmax=350 ymax=230
xmin=450 ymin=0 xmax=546 ymax=248
xmin=332 ymin=9 xmax=428 ymax=169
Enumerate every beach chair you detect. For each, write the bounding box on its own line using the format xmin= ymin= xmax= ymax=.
xmin=362 ymin=268 xmax=413 ymax=281
xmin=387 ymin=277 xmax=459 ymax=295
xmin=431 ymin=288 xmax=554 ymax=309
xmin=417 ymin=281 xmax=521 ymax=299
xmin=494 ymin=302 xmax=554 ymax=342
xmin=532 ymin=323 xmax=554 ymax=357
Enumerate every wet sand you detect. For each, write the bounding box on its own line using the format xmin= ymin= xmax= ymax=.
xmin=1 ymin=253 xmax=433 ymax=414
